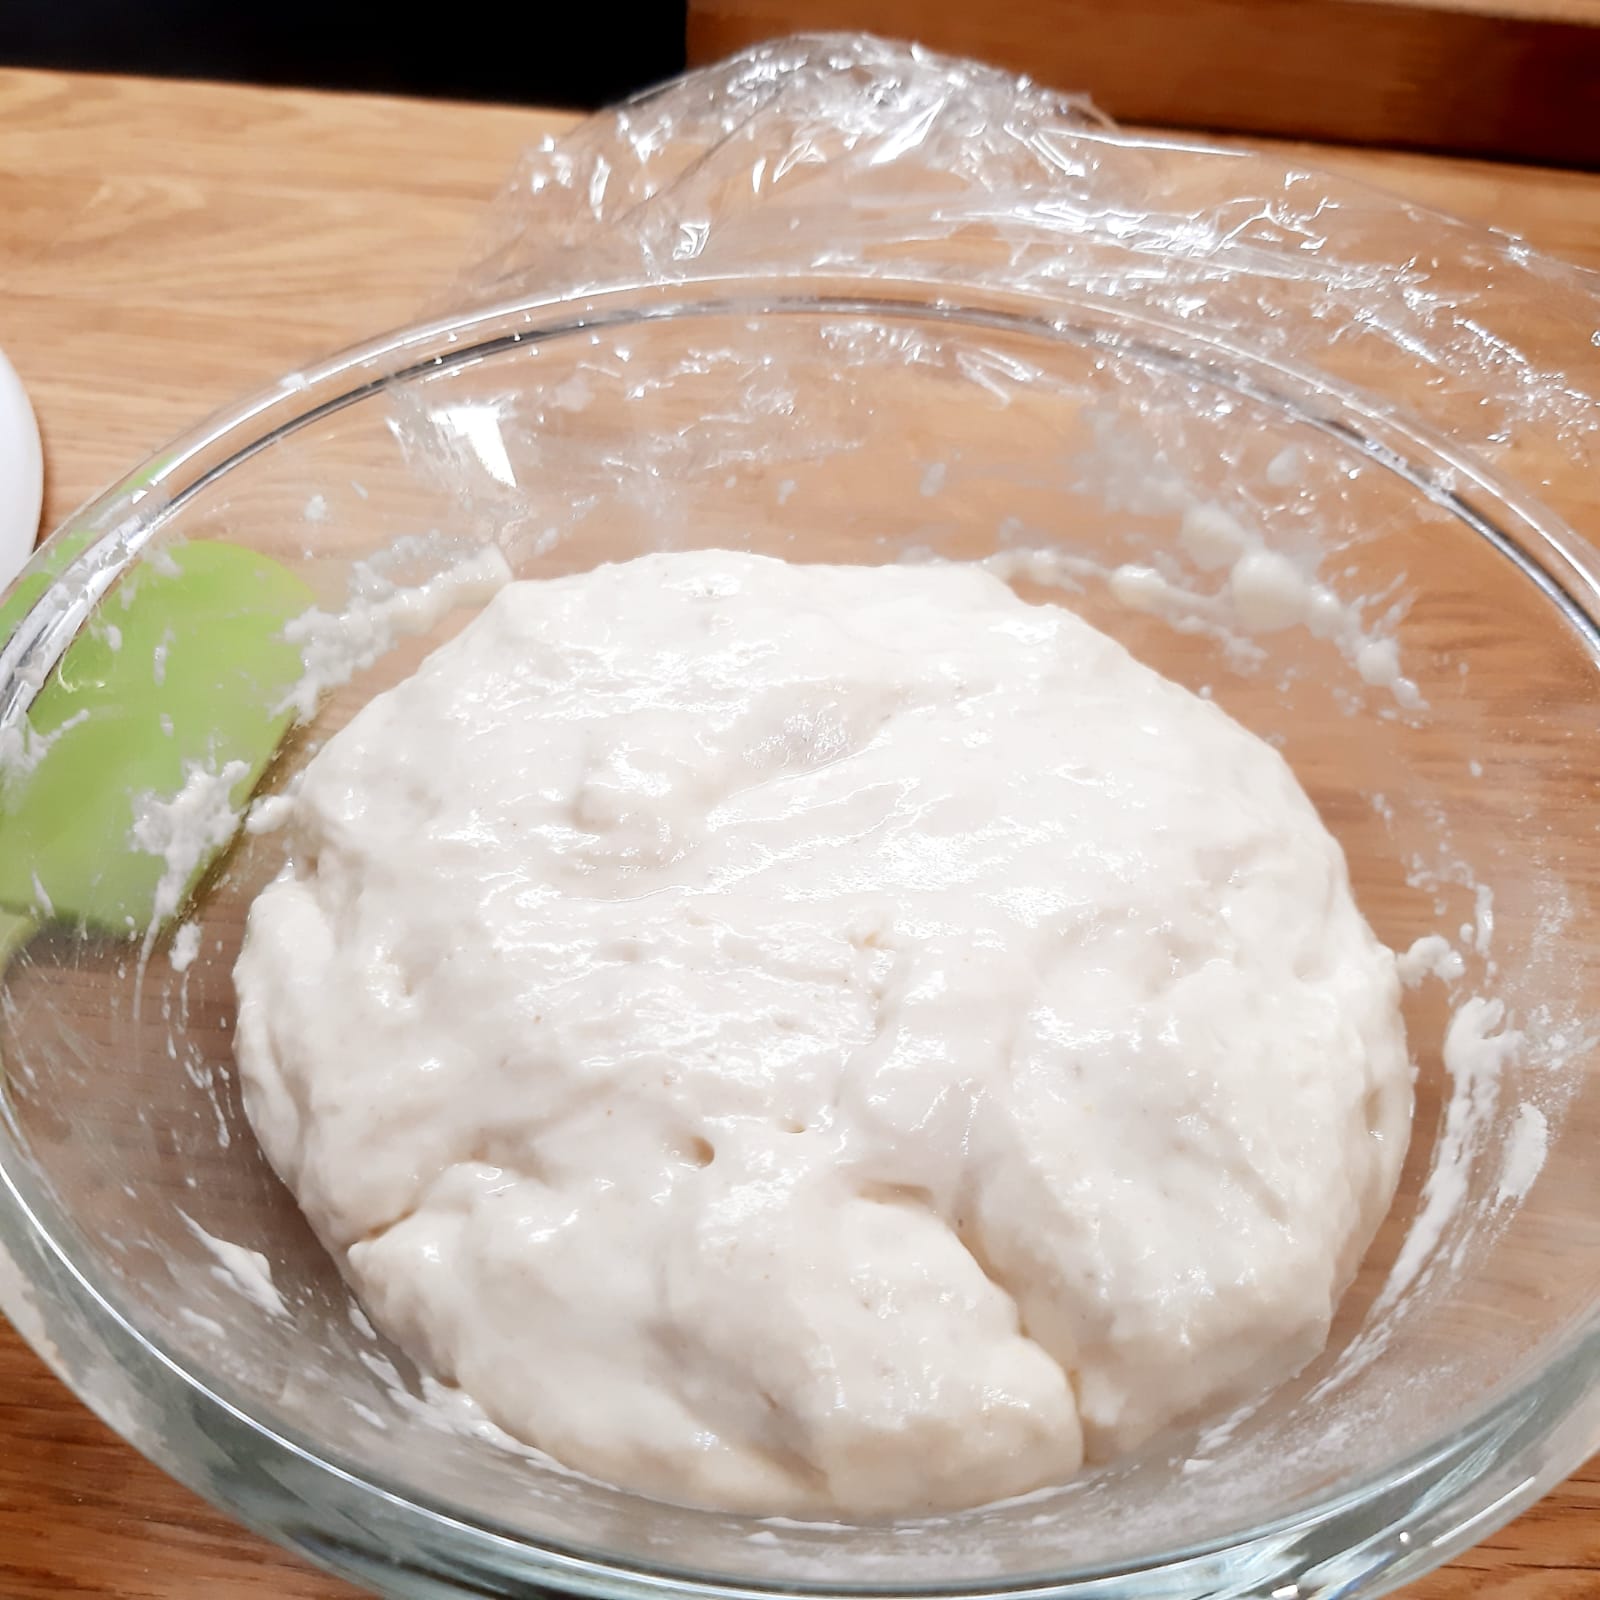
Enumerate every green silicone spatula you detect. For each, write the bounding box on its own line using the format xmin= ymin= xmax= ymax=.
xmin=0 ymin=536 xmax=314 ymax=963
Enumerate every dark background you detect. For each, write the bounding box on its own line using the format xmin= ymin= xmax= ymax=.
xmin=0 ymin=2 xmax=688 ymax=108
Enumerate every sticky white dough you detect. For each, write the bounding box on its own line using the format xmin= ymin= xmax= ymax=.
xmin=235 ymin=550 xmax=1411 ymax=1518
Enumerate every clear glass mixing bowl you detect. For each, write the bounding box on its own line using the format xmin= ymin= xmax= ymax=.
xmin=1 ymin=277 xmax=1597 ymax=1600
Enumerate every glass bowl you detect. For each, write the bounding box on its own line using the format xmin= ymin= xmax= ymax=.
xmin=1 ymin=275 xmax=1597 ymax=1600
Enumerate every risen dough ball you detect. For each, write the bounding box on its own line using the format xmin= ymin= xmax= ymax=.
xmin=235 ymin=551 xmax=1410 ymax=1518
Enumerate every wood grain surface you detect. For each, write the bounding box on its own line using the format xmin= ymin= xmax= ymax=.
xmin=1 ymin=66 xmax=1597 ymax=1600
xmin=688 ymin=0 xmax=1600 ymax=167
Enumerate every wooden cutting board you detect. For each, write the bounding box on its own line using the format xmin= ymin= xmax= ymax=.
xmin=0 ymin=65 xmax=1596 ymax=1600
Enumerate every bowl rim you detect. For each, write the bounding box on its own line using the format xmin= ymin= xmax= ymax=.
xmin=3 ymin=274 xmax=1598 ymax=1600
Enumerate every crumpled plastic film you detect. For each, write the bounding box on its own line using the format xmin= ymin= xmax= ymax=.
xmin=438 ymin=33 xmax=1600 ymax=534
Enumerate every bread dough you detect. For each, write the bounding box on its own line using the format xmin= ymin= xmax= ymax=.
xmin=234 ymin=551 xmax=1411 ymax=1518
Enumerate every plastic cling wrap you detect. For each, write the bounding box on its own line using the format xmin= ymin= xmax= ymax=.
xmin=446 ymin=32 xmax=1599 ymax=534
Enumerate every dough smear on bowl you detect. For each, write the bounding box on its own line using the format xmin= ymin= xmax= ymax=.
xmin=234 ymin=549 xmax=1412 ymax=1518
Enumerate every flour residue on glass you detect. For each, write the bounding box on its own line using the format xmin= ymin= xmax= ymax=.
xmin=0 ymin=708 xmax=89 ymax=796
xmin=127 ymin=757 xmax=250 ymax=1014
xmin=277 ymin=542 xmax=512 ymax=723
xmin=985 ymin=497 xmax=1421 ymax=712
xmin=181 ymin=1213 xmax=286 ymax=1319
xmin=1382 ymin=996 xmax=1523 ymax=1308
xmin=1497 ymin=1103 xmax=1550 ymax=1205
xmin=129 ymin=758 xmax=250 ymax=933
xmin=1397 ymin=934 xmax=1466 ymax=987
xmin=169 ymin=920 xmax=201 ymax=974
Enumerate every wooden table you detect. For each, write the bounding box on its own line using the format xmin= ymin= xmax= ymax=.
xmin=1 ymin=66 xmax=1597 ymax=1600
